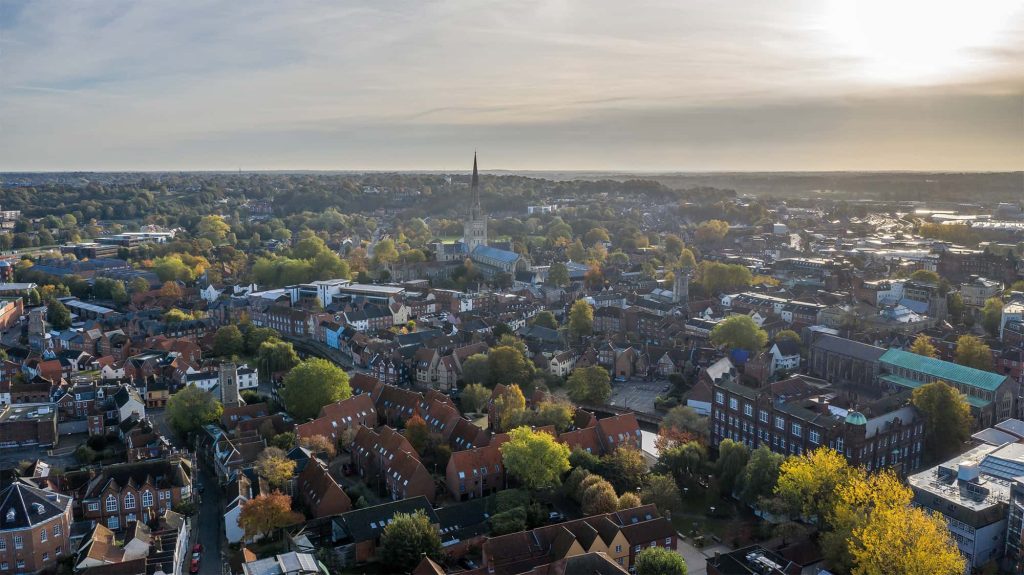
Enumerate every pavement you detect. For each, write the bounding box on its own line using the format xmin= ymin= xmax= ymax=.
xmin=608 ymin=378 xmax=670 ymax=413
xmin=676 ymin=538 xmax=732 ymax=575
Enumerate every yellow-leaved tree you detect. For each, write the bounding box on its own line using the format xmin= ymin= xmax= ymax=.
xmin=774 ymin=447 xmax=853 ymax=523
xmin=850 ymin=504 xmax=964 ymax=575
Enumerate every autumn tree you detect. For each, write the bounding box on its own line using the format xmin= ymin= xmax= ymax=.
xmin=491 ymin=384 xmax=527 ymax=432
xmin=568 ymin=299 xmax=593 ymax=339
xmin=460 ymin=382 xmax=491 ymax=413
xmin=166 ymin=386 xmax=223 ymax=436
xmin=659 ymin=406 xmax=707 ymax=446
xmin=909 ymin=333 xmax=937 ymax=358
xmin=197 ymin=215 xmax=231 ymax=243
xmin=635 ymin=547 xmax=688 ymax=575
xmin=567 ymin=366 xmax=612 ymax=405
xmin=487 ymin=346 xmax=533 ymax=387
xmin=695 ymin=219 xmax=729 ymax=244
xmin=850 ymin=505 xmax=964 ymax=575
xmin=710 ymin=315 xmax=768 ymax=352
xmin=531 ymin=310 xmax=558 ymax=330
xmin=581 ymin=478 xmax=619 ymax=515
xmin=912 ymin=380 xmax=971 ymax=461
xmin=531 ymin=400 xmax=574 ymax=433
xmin=280 ymin=358 xmax=351 ymax=421
xmin=954 ymin=334 xmax=992 ymax=370
xmin=238 ymin=492 xmax=303 ymax=540
xmin=500 ymin=426 xmax=571 ymax=490
xmin=774 ymin=329 xmax=801 ymax=344
xmin=300 ymin=434 xmax=336 ymax=458
xmin=618 ymin=492 xmax=642 ymax=510
xmin=256 ymin=447 xmax=296 ymax=488
xmin=982 ymin=297 xmax=1004 ymax=336
xmin=212 ymin=325 xmax=244 ymax=357
xmin=774 ymin=447 xmax=853 ymax=523
xmin=405 ymin=414 xmax=429 ymax=454
xmin=158 ymin=281 xmax=184 ymax=298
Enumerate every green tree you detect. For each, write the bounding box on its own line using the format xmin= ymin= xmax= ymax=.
xmin=695 ymin=219 xmax=729 ymax=244
xmin=567 ymin=366 xmax=612 ymax=405
xmin=46 ymin=299 xmax=71 ymax=330
xmin=635 ymin=547 xmax=688 ymax=575
xmin=664 ymin=234 xmax=685 ymax=257
xmin=698 ymin=261 xmax=752 ymax=294
xmin=618 ymin=492 xmax=642 ymax=510
xmin=954 ymin=334 xmax=992 ymax=370
xmin=736 ymin=446 xmax=785 ymax=507
xmin=500 ymin=426 xmax=571 ymax=490
xmin=487 ymin=346 xmax=533 ymax=387
xmin=710 ymin=315 xmax=768 ymax=351
xmin=981 ymin=297 xmax=1004 ymax=336
xmin=909 ymin=333 xmax=937 ymax=358
xmin=531 ymin=310 xmax=558 ymax=330
xmin=600 ymin=447 xmax=647 ymax=494
xmin=492 ymin=384 xmax=527 ymax=432
xmin=656 ymin=441 xmax=707 ymax=487
xmin=372 ymin=238 xmax=399 ymax=269
xmin=642 ymin=474 xmax=682 ymax=515
xmin=909 ymin=269 xmax=941 ymax=284
xmin=245 ymin=326 xmax=280 ymax=354
xmin=280 ymin=358 xmax=352 ymax=421
xmin=378 ymin=510 xmax=442 ymax=572
xmin=569 ymin=300 xmax=593 ymax=339
xmin=774 ymin=447 xmax=852 ymax=523
xmin=774 ymin=329 xmax=801 ymax=344
xmin=167 ymin=386 xmax=223 ymax=436
xmin=197 ymin=215 xmax=230 ymax=243
xmin=912 ymin=380 xmax=971 ymax=461
xmin=532 ymin=401 xmax=574 ymax=432
xmin=460 ymin=354 xmax=491 ymax=386
xmin=546 ymin=262 xmax=570 ymax=287
xmin=715 ymin=438 xmax=750 ymax=496
xmin=255 ymin=447 xmax=296 ymax=488
xmin=581 ymin=479 xmax=619 ymax=515
xmin=258 ymin=338 xmax=300 ymax=374
xmin=947 ymin=292 xmax=965 ymax=324
xmin=212 ymin=325 xmax=244 ymax=357
xmin=460 ymin=382 xmax=491 ymax=413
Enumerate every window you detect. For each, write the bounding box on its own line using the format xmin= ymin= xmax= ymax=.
xmin=634 ymin=545 xmax=641 ymax=553
xmin=14 ymin=536 xmax=23 ymax=549
xmin=43 ymin=553 xmax=49 ymax=562
xmin=53 ymin=524 xmax=62 ymax=537
xmin=775 ymin=416 xmax=785 ymax=430
xmin=17 ymin=560 xmax=25 ymax=569
xmin=809 ymin=430 xmax=820 ymax=444
xmin=728 ymin=397 xmax=738 ymax=410
xmin=665 ymin=537 xmax=673 ymax=545
xmin=142 ymin=491 xmax=153 ymax=507
xmin=714 ymin=392 xmax=724 ymax=404
xmin=0 ymin=538 xmax=5 ymax=551
xmin=124 ymin=492 xmax=135 ymax=510
xmin=791 ymin=423 xmax=802 ymax=437
xmin=40 ymin=528 xmax=47 ymax=542
xmin=759 ymin=410 xmax=769 ymax=423
xmin=108 ymin=516 xmax=119 ymax=530
xmin=88 ymin=502 xmax=99 ymax=512
xmin=106 ymin=495 xmax=118 ymax=512
xmin=615 ymin=545 xmax=622 ymax=553
xmin=743 ymin=403 xmax=753 ymax=417
xmin=1 ymin=563 xmax=7 ymax=570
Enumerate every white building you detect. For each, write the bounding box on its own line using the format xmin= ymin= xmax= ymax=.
xmin=1001 ymin=298 xmax=1024 ymax=341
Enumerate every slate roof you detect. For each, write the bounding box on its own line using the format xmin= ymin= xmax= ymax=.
xmin=811 ymin=334 xmax=886 ymax=361
xmin=335 ymin=496 xmax=438 ymax=543
xmin=471 ymin=245 xmax=522 ymax=265
xmin=0 ymin=483 xmax=72 ymax=530
xmin=879 ymin=348 xmax=1007 ymax=392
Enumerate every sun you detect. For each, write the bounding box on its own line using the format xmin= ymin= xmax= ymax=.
xmin=823 ymin=0 xmax=1021 ymax=84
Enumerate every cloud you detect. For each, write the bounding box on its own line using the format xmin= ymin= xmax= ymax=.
xmin=0 ymin=0 xmax=1021 ymax=170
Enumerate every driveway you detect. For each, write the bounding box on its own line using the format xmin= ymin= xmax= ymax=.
xmin=676 ymin=538 xmax=732 ymax=575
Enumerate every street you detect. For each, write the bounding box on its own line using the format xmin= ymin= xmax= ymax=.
xmin=193 ymin=461 xmax=224 ymax=575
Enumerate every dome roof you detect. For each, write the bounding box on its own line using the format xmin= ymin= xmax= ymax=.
xmin=845 ymin=411 xmax=867 ymax=426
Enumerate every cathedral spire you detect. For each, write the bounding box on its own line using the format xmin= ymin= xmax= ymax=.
xmin=471 ymin=151 xmax=480 ymax=207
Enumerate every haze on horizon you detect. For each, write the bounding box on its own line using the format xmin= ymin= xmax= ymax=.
xmin=1 ymin=0 xmax=1022 ymax=173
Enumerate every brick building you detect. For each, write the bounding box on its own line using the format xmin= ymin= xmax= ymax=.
xmin=0 ymin=483 xmax=74 ymax=574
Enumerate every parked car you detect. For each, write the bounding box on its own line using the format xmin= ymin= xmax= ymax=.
xmin=193 ymin=544 xmax=202 ymax=553
xmin=190 ymin=555 xmax=200 ymax=574
xmin=459 ymin=558 xmax=479 ymax=569
xmin=548 ymin=511 xmax=564 ymax=523
xmin=614 ymin=376 xmax=627 ymax=383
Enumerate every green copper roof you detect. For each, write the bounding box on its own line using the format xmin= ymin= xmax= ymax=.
xmin=879 ymin=348 xmax=1007 ymax=392
xmin=845 ymin=411 xmax=868 ymax=425
xmin=879 ymin=374 xmax=992 ymax=408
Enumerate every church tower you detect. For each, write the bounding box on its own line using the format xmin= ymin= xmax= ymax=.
xmin=463 ymin=153 xmax=488 ymax=252
xmin=672 ymin=268 xmax=690 ymax=305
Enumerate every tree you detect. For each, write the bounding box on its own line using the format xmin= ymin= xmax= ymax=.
xmin=635 ymin=547 xmax=688 ymax=575
xmin=909 ymin=269 xmax=941 ymax=284
xmin=129 ymin=277 xmax=151 ymax=294
xmin=581 ymin=479 xmax=619 ymax=515
xmin=492 ymin=384 xmax=527 ymax=432
xmin=698 ymin=261 xmax=752 ymax=295
xmin=664 ymin=234 xmax=685 ymax=257
xmin=238 ymin=492 xmax=303 ymax=541
xmin=500 ymin=426 xmax=571 ymax=490
xmin=569 ymin=300 xmax=593 ymax=339
xmin=601 ymin=447 xmax=647 ymax=494
xmin=280 ymin=358 xmax=351 ymax=421
xmin=531 ymin=310 xmax=558 ymax=330
xmin=912 ymin=380 xmax=971 ymax=461
xmin=270 ymin=432 xmax=296 ymax=450
xmin=197 ymin=215 xmax=231 ymax=243
xmin=909 ymin=333 xmax=937 ymax=358
xmin=378 ymin=510 xmax=442 ymax=572
xmin=45 ymin=300 xmax=71 ymax=330
xmin=710 ymin=315 xmax=768 ymax=352
xmin=569 ymin=448 xmax=602 ymax=472
xmin=245 ymin=327 xmax=280 ymax=354
xmin=461 ymin=383 xmax=491 ymax=413
xmin=166 ymin=386 xmax=223 ymax=436
xmin=300 ymin=434 xmax=336 ymax=458
xmin=487 ymin=346 xmax=533 ymax=387
xmin=774 ymin=448 xmax=852 ymax=523
xmin=490 ymin=507 xmax=527 ymax=535
xmin=660 ymin=406 xmax=707 ymax=444
xmin=372 ymin=238 xmax=399 ymax=269
xmin=258 ymin=338 xmax=300 ymax=374
xmin=460 ymin=354 xmax=491 ymax=387
xmin=695 ymin=219 xmax=729 ymax=243
xmin=163 ymin=308 xmax=194 ymax=323
xmin=850 ymin=505 xmax=965 ymax=575
xmin=736 ymin=446 xmax=785 ymax=507
xmin=642 ymin=474 xmax=682 ymax=515
xmin=212 ymin=325 xmax=244 ymax=357
xmin=255 ymin=447 xmax=296 ymax=488
xmin=567 ymin=366 xmax=612 ymax=405
xmin=982 ymin=297 xmax=1004 ymax=336
xmin=954 ymin=334 xmax=992 ymax=370
xmin=547 ymin=262 xmax=570 ymax=287
xmin=947 ymin=292 xmax=965 ymax=324
xmin=158 ymin=281 xmax=184 ymax=298
xmin=656 ymin=441 xmax=707 ymax=487
xmin=405 ymin=414 xmax=429 ymax=454
xmin=532 ymin=401 xmax=574 ymax=433
xmin=714 ymin=439 xmax=750 ymax=496
xmin=774 ymin=330 xmax=801 ymax=344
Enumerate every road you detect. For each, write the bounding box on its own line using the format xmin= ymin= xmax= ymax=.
xmin=193 ymin=461 xmax=224 ymax=575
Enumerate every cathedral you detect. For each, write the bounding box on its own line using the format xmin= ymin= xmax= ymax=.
xmin=463 ymin=152 xmax=488 ymax=252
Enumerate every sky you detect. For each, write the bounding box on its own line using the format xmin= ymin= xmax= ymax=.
xmin=0 ymin=0 xmax=1022 ymax=172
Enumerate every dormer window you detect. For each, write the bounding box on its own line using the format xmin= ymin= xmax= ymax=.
xmin=5 ymin=509 xmax=14 ymax=522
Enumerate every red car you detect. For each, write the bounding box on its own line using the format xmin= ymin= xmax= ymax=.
xmin=190 ymin=552 xmax=201 ymax=574
xmin=193 ymin=544 xmax=202 ymax=553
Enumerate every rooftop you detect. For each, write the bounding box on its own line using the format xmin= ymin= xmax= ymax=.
xmin=880 ymin=348 xmax=1007 ymax=392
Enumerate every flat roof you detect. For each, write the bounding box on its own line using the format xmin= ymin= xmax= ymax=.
xmin=339 ymin=283 xmax=405 ymax=295
xmin=0 ymin=403 xmax=59 ymax=423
